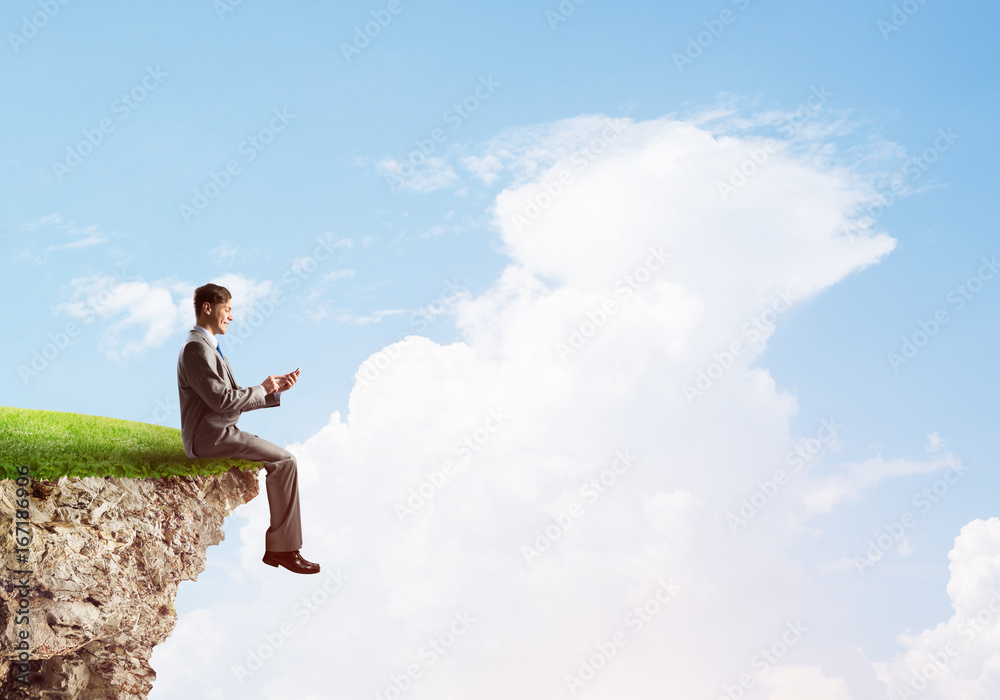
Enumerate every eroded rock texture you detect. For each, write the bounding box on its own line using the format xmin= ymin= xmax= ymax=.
xmin=0 ymin=469 xmax=258 ymax=699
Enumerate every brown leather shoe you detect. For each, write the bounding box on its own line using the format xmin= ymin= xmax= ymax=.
xmin=262 ymin=550 xmax=321 ymax=574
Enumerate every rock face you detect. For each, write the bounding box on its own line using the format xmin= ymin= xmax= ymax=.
xmin=0 ymin=469 xmax=259 ymax=699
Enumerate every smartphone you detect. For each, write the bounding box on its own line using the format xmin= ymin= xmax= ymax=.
xmin=280 ymin=368 xmax=299 ymax=390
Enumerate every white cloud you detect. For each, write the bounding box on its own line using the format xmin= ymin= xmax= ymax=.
xmin=304 ymin=278 xmax=466 ymax=326
xmin=875 ymin=518 xmax=1000 ymax=699
xmin=419 ymin=224 xmax=447 ymax=238
xmin=25 ymin=213 xmax=63 ymax=230
xmin=47 ymin=232 xmax=107 ymax=252
xmin=462 ymin=153 xmax=504 ymax=184
xmin=302 ymin=269 xmax=357 ymax=304
xmin=54 ymin=273 xmax=272 ymax=360
xmin=151 ymin=109 xmax=914 ymax=699
xmin=819 ymin=557 xmax=860 ymax=574
xmin=322 ymin=269 xmax=356 ymax=283
xmin=55 ymin=275 xmax=187 ymax=360
xmin=760 ymin=665 xmax=853 ymax=699
xmin=926 ymin=430 xmax=945 ymax=453
xmin=328 ymin=234 xmax=353 ymax=250
xmin=147 ymin=609 xmax=228 ymax=699
xmin=21 ymin=213 xmax=110 ymax=261
xmin=377 ymin=156 xmax=458 ymax=193
xmin=305 ymin=306 xmax=408 ymax=325
xmin=210 ymin=242 xmax=239 ymax=266
xmin=803 ymin=453 xmax=961 ymax=514
xmin=212 ymin=273 xmax=274 ymax=313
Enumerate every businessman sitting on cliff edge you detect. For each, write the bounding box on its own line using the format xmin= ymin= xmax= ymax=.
xmin=176 ymin=282 xmax=319 ymax=575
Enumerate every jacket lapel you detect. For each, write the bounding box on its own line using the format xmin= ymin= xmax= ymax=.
xmin=221 ymin=355 xmax=237 ymax=388
xmin=193 ymin=331 xmax=236 ymax=388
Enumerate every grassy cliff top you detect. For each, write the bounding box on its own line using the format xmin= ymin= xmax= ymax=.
xmin=0 ymin=407 xmax=260 ymax=481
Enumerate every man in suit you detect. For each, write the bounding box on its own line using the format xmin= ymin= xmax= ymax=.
xmin=176 ymin=282 xmax=319 ymax=575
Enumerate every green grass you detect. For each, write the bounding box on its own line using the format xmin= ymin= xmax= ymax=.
xmin=0 ymin=407 xmax=260 ymax=481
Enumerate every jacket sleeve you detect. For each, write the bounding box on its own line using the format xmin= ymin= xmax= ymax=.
xmin=245 ymin=391 xmax=281 ymax=412
xmin=182 ymin=341 xmax=274 ymax=414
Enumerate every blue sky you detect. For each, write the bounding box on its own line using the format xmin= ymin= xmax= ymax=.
xmin=3 ymin=1 xmax=999 ymax=698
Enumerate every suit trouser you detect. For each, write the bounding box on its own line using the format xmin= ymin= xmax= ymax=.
xmin=198 ymin=433 xmax=303 ymax=552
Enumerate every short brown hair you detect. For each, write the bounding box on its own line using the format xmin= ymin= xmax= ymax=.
xmin=193 ymin=283 xmax=231 ymax=317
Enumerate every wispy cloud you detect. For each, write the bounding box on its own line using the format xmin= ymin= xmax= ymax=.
xmin=210 ymin=242 xmax=239 ymax=266
xmin=20 ymin=214 xmax=111 ymax=262
xmin=305 ymin=303 xmax=408 ymax=325
xmin=803 ymin=453 xmax=961 ymax=514
xmin=377 ymin=156 xmax=458 ymax=193
xmin=303 ymin=269 xmax=357 ymax=302
xmin=462 ymin=154 xmax=504 ymax=185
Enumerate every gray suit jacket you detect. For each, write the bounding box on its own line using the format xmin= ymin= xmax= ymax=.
xmin=176 ymin=329 xmax=279 ymax=459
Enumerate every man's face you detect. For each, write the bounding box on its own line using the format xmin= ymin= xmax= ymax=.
xmin=203 ymin=300 xmax=233 ymax=335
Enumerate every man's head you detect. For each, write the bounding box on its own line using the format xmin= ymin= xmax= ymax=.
xmin=193 ymin=283 xmax=233 ymax=336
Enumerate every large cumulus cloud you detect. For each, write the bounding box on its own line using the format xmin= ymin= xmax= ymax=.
xmin=151 ymin=109 xmax=915 ymax=700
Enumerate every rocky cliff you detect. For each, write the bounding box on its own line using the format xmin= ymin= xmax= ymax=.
xmin=0 ymin=468 xmax=259 ymax=699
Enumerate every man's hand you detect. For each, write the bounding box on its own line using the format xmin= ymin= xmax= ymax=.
xmin=262 ymin=369 xmax=300 ymax=394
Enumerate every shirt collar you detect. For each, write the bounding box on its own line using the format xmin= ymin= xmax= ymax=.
xmin=192 ymin=325 xmax=217 ymax=347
